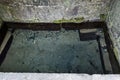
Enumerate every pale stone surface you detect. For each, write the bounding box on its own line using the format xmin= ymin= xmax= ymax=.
xmin=93 ymin=74 xmax=120 ymax=80
xmin=0 ymin=0 xmax=110 ymax=22
xmin=107 ymin=0 xmax=120 ymax=65
xmin=0 ymin=73 xmax=120 ymax=80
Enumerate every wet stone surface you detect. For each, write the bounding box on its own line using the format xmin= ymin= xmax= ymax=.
xmin=0 ymin=29 xmax=103 ymax=74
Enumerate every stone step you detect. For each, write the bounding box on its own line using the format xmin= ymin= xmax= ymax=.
xmin=0 ymin=73 xmax=120 ymax=80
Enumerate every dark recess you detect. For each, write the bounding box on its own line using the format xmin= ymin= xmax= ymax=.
xmin=0 ymin=23 xmax=8 ymax=45
xmin=0 ymin=36 xmax=13 ymax=66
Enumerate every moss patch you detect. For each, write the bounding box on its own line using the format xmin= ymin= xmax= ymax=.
xmin=100 ymin=14 xmax=107 ymax=21
xmin=53 ymin=17 xmax=85 ymax=23
xmin=0 ymin=4 xmax=9 ymax=13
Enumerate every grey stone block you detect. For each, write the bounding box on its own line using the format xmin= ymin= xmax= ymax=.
xmin=0 ymin=0 xmax=110 ymax=22
xmin=0 ymin=73 xmax=120 ymax=80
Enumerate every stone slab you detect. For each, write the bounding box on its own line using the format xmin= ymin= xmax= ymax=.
xmin=0 ymin=73 xmax=120 ymax=80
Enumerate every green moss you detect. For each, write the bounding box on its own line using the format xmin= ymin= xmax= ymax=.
xmin=100 ymin=14 xmax=107 ymax=21
xmin=53 ymin=17 xmax=85 ymax=23
xmin=0 ymin=4 xmax=9 ymax=12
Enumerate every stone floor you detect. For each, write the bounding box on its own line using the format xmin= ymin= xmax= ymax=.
xmin=0 ymin=29 xmax=104 ymax=74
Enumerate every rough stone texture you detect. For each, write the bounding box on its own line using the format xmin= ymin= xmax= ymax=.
xmin=0 ymin=0 xmax=110 ymax=22
xmin=107 ymin=0 xmax=120 ymax=65
xmin=0 ymin=73 xmax=120 ymax=80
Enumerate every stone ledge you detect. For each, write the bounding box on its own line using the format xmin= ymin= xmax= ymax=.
xmin=0 ymin=73 xmax=120 ymax=80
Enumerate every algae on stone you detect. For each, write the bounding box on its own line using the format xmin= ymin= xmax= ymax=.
xmin=53 ymin=17 xmax=85 ymax=23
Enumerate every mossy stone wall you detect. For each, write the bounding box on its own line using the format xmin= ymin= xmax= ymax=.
xmin=0 ymin=0 xmax=110 ymax=23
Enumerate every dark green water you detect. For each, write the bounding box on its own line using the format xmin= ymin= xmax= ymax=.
xmin=0 ymin=30 xmax=103 ymax=74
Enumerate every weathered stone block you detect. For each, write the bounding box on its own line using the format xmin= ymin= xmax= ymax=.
xmin=107 ymin=0 xmax=120 ymax=65
xmin=0 ymin=0 xmax=110 ymax=23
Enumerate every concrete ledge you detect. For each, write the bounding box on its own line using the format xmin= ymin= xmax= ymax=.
xmin=0 ymin=73 xmax=120 ymax=80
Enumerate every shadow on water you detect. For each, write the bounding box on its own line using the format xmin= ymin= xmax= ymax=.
xmin=0 ymin=23 xmax=13 ymax=66
xmin=0 ymin=23 xmax=8 ymax=45
xmin=78 ymin=30 xmax=106 ymax=73
xmin=78 ymin=30 xmax=97 ymax=41
xmin=0 ymin=36 xmax=13 ymax=66
xmin=96 ymin=36 xmax=106 ymax=74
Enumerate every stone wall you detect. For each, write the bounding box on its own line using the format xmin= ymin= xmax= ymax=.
xmin=0 ymin=0 xmax=110 ymax=23
xmin=107 ymin=0 xmax=120 ymax=65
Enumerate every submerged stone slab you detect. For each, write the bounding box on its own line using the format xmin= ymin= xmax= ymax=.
xmin=0 ymin=30 xmax=103 ymax=74
xmin=0 ymin=0 xmax=110 ymax=22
